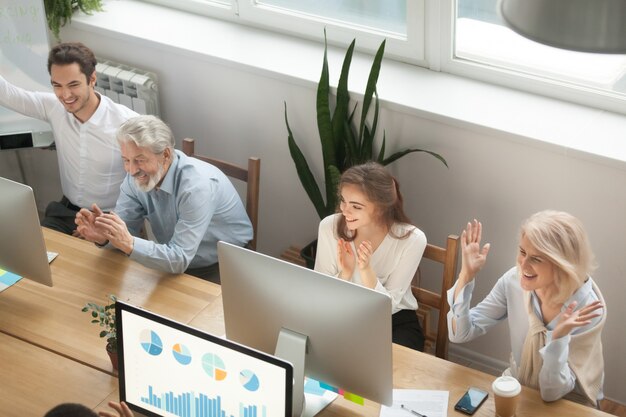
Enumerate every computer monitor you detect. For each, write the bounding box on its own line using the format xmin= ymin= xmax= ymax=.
xmin=218 ymin=241 xmax=393 ymax=417
xmin=116 ymin=300 xmax=293 ymax=417
xmin=0 ymin=176 xmax=52 ymax=286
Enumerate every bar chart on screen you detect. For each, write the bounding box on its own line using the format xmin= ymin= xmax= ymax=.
xmin=140 ymin=386 xmax=268 ymax=417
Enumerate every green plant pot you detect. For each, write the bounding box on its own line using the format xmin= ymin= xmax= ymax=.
xmin=300 ymin=239 xmax=317 ymax=270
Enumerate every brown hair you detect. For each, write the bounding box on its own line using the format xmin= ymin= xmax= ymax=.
xmin=47 ymin=42 xmax=97 ymax=81
xmin=336 ymin=161 xmax=412 ymax=241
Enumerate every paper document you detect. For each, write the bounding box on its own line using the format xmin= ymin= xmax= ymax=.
xmin=380 ymin=389 xmax=448 ymax=417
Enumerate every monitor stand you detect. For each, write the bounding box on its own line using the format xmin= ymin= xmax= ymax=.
xmin=275 ymin=328 xmax=339 ymax=417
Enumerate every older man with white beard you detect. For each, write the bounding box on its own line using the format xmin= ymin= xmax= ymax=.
xmin=75 ymin=115 xmax=252 ymax=282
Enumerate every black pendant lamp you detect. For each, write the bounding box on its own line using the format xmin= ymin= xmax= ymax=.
xmin=499 ymin=0 xmax=626 ymax=54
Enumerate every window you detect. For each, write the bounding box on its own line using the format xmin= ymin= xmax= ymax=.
xmin=143 ymin=0 xmax=626 ymax=114
xmin=143 ymin=0 xmax=426 ymax=64
xmin=443 ymin=0 xmax=626 ymax=114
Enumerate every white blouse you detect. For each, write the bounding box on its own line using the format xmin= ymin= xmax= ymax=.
xmin=314 ymin=214 xmax=427 ymax=314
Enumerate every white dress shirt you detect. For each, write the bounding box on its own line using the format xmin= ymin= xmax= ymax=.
xmin=0 ymin=74 xmax=137 ymax=210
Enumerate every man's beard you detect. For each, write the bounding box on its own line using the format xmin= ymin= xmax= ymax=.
xmin=135 ymin=163 xmax=165 ymax=192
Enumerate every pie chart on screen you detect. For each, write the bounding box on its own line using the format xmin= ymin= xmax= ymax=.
xmin=172 ymin=343 xmax=192 ymax=365
xmin=140 ymin=329 xmax=163 ymax=356
xmin=202 ymin=353 xmax=227 ymax=381
xmin=239 ymin=369 xmax=260 ymax=391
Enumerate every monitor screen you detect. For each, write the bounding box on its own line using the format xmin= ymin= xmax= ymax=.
xmin=116 ymin=301 xmax=293 ymax=417
xmin=218 ymin=241 xmax=393 ymax=416
xmin=0 ymin=176 xmax=52 ymax=286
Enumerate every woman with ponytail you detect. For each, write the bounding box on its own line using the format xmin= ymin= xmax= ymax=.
xmin=314 ymin=162 xmax=427 ymax=351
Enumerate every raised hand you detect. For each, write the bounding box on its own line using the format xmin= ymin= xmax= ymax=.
xmin=460 ymin=219 xmax=490 ymax=280
xmin=552 ymin=300 xmax=604 ymax=340
xmin=337 ymin=238 xmax=356 ymax=280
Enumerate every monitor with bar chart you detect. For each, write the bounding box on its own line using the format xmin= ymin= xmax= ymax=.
xmin=116 ymin=301 xmax=293 ymax=417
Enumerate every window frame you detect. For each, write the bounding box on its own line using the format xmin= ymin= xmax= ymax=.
xmin=141 ymin=0 xmax=427 ymax=65
xmin=141 ymin=0 xmax=626 ymax=115
xmin=437 ymin=0 xmax=626 ymax=115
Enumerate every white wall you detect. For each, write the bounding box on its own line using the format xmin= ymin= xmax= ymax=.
xmin=54 ymin=24 xmax=626 ymax=404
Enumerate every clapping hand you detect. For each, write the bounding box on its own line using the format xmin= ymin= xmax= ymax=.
xmin=337 ymin=238 xmax=356 ymax=280
xmin=75 ymin=204 xmax=108 ymax=245
xmin=93 ymin=211 xmax=134 ymax=255
xmin=356 ymin=240 xmax=373 ymax=270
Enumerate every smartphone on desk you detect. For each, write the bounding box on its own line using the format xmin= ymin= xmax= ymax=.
xmin=454 ymin=387 xmax=489 ymax=415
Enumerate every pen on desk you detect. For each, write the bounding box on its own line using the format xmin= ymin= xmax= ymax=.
xmin=400 ymin=404 xmax=427 ymax=417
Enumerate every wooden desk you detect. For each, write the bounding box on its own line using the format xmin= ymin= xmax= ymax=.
xmin=0 ymin=230 xmax=612 ymax=417
xmin=0 ymin=332 xmax=116 ymax=417
xmin=0 ymin=228 xmax=221 ymax=373
xmin=188 ymin=299 xmax=612 ymax=417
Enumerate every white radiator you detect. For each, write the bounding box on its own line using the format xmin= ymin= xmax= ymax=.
xmin=95 ymin=59 xmax=160 ymax=117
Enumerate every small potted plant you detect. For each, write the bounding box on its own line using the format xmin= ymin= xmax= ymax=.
xmin=44 ymin=0 xmax=104 ymax=41
xmin=82 ymin=294 xmax=118 ymax=370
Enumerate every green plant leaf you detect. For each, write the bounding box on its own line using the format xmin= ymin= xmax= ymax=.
xmin=327 ymin=165 xmax=342 ymax=213
xmin=286 ymin=103 xmax=327 ymax=219
xmin=359 ymin=40 xmax=385 ymax=145
xmin=44 ymin=0 xmax=103 ymax=42
xmin=382 ymin=149 xmax=449 ymax=168
xmin=362 ymin=90 xmax=380 ymax=161
xmin=332 ymin=38 xmax=355 ymax=169
xmin=317 ymin=30 xmax=338 ymax=212
xmin=376 ymin=132 xmax=387 ymax=163
xmin=343 ymin=119 xmax=358 ymax=164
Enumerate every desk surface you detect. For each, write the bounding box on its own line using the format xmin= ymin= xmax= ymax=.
xmin=0 ymin=332 xmax=116 ymax=417
xmin=188 ymin=299 xmax=611 ymax=417
xmin=0 ymin=228 xmax=221 ymax=373
xmin=0 ymin=230 xmax=612 ymax=417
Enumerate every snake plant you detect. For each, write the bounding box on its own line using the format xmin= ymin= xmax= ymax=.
xmin=285 ymin=31 xmax=448 ymax=220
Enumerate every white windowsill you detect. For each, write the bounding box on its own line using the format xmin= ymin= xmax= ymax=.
xmin=68 ymin=0 xmax=626 ymax=170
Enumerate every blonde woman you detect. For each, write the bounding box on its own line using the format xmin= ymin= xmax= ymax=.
xmin=448 ymin=211 xmax=605 ymax=406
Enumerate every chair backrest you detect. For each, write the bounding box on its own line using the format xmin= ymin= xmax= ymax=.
xmin=411 ymin=234 xmax=459 ymax=359
xmin=182 ymin=138 xmax=260 ymax=250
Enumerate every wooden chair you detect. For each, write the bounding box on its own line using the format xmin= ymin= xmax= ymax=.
xmin=182 ymin=138 xmax=260 ymax=250
xmin=412 ymin=234 xmax=459 ymax=360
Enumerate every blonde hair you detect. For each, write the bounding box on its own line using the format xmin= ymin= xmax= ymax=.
xmin=520 ymin=210 xmax=596 ymax=304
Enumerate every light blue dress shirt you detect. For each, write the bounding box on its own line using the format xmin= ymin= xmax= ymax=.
xmin=114 ymin=150 xmax=253 ymax=273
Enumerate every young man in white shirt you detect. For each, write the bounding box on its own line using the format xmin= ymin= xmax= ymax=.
xmin=0 ymin=42 xmax=137 ymax=234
